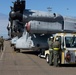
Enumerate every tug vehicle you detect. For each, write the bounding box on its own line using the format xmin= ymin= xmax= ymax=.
xmin=45 ymin=33 xmax=76 ymax=65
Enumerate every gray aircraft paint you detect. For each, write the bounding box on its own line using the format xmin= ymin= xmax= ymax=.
xmin=8 ymin=0 xmax=76 ymax=50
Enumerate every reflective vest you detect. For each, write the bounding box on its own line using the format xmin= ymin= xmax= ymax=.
xmin=53 ymin=48 xmax=60 ymax=51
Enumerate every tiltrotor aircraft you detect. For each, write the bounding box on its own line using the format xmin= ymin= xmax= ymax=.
xmin=7 ymin=0 xmax=76 ymax=52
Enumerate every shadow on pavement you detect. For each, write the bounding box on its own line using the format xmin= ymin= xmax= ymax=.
xmin=22 ymin=50 xmax=76 ymax=67
xmin=59 ymin=64 xmax=76 ymax=67
xmin=22 ymin=50 xmax=39 ymax=56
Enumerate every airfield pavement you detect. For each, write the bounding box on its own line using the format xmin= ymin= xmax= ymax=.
xmin=0 ymin=41 xmax=76 ymax=75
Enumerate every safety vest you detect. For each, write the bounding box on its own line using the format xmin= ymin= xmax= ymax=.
xmin=53 ymin=48 xmax=60 ymax=51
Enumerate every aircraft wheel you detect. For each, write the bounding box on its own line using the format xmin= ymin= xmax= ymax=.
xmin=10 ymin=44 xmax=12 ymax=47
xmin=14 ymin=47 xmax=17 ymax=51
xmin=46 ymin=54 xmax=49 ymax=63
xmin=17 ymin=49 xmax=20 ymax=53
xmin=14 ymin=47 xmax=20 ymax=53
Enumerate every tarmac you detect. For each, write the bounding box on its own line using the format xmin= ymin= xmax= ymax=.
xmin=0 ymin=41 xmax=76 ymax=75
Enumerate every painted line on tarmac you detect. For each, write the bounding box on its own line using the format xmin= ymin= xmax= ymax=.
xmin=0 ymin=46 xmax=6 ymax=61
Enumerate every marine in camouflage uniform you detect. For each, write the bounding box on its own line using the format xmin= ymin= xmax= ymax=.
xmin=0 ymin=36 xmax=4 ymax=51
xmin=53 ymin=37 xmax=61 ymax=67
xmin=48 ymin=36 xmax=54 ymax=65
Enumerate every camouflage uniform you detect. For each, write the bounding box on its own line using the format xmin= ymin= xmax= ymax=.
xmin=48 ymin=37 xmax=54 ymax=65
xmin=0 ymin=36 xmax=4 ymax=51
xmin=53 ymin=39 xmax=60 ymax=67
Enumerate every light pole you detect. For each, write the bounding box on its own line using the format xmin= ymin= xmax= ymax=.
xmin=47 ymin=7 xmax=52 ymax=12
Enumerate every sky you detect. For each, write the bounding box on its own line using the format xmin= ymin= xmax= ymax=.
xmin=0 ymin=0 xmax=76 ymax=17
xmin=0 ymin=0 xmax=76 ymax=38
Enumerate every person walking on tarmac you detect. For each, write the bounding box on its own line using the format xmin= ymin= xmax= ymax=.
xmin=53 ymin=37 xmax=61 ymax=67
xmin=48 ymin=36 xmax=54 ymax=65
xmin=0 ymin=36 xmax=4 ymax=51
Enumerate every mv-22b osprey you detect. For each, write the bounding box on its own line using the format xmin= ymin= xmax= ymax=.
xmin=7 ymin=0 xmax=76 ymax=53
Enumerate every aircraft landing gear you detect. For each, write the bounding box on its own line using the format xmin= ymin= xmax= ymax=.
xmin=14 ymin=47 xmax=20 ymax=53
xmin=38 ymin=49 xmax=45 ymax=58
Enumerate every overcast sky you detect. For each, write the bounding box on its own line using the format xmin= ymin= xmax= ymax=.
xmin=0 ymin=0 xmax=76 ymax=16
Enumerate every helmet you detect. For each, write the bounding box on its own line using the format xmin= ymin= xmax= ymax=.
xmin=1 ymin=36 xmax=3 ymax=38
xmin=49 ymin=36 xmax=54 ymax=41
xmin=55 ymin=37 xmax=59 ymax=41
xmin=50 ymin=36 xmax=54 ymax=39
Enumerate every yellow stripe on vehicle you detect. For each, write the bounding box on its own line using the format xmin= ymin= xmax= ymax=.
xmin=61 ymin=52 xmax=64 ymax=64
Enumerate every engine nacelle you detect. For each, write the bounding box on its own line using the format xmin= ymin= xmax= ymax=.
xmin=25 ymin=20 xmax=64 ymax=34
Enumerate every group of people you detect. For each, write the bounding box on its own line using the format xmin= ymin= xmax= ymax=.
xmin=0 ymin=36 xmax=4 ymax=52
xmin=48 ymin=36 xmax=61 ymax=67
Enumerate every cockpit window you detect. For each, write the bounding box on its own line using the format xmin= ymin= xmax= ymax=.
xmin=65 ymin=36 xmax=76 ymax=48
